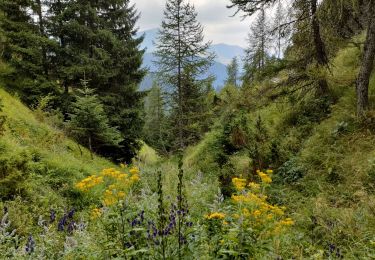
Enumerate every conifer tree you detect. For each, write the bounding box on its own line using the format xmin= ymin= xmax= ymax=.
xmin=96 ymin=0 xmax=146 ymax=162
xmin=225 ymin=57 xmax=240 ymax=87
xmin=48 ymin=0 xmax=146 ymax=162
xmin=67 ymin=78 xmax=121 ymax=159
xmin=242 ymin=6 xmax=271 ymax=84
xmin=229 ymin=0 xmax=331 ymax=96
xmin=272 ymin=0 xmax=291 ymax=59
xmin=143 ymin=83 xmax=170 ymax=153
xmin=155 ymin=0 xmax=214 ymax=150
xmin=0 ymin=0 xmax=57 ymax=105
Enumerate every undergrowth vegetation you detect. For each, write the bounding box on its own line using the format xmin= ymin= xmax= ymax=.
xmin=0 ymin=35 xmax=375 ymax=259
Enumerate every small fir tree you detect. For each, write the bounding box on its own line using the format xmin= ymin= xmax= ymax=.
xmin=67 ymin=79 xmax=121 ymax=159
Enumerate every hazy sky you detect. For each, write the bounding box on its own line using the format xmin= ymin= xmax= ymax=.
xmin=132 ymin=0 xmax=252 ymax=48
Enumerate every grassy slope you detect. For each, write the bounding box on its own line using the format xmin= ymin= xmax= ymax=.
xmin=0 ymin=88 xmax=116 ymax=234
xmin=184 ymin=41 xmax=375 ymax=258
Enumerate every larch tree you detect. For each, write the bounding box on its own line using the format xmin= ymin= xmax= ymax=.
xmin=272 ymin=0 xmax=291 ymax=59
xmin=242 ymin=5 xmax=271 ymax=84
xmin=154 ymin=0 xmax=214 ymax=150
xmin=229 ymin=0 xmax=331 ymax=96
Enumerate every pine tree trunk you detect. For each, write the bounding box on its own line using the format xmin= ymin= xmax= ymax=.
xmin=310 ymin=0 xmax=329 ymax=96
xmin=357 ymin=0 xmax=375 ymax=117
xmin=177 ymin=0 xmax=184 ymax=150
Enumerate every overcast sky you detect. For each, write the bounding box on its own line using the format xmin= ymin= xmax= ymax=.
xmin=132 ymin=0 xmax=252 ymax=48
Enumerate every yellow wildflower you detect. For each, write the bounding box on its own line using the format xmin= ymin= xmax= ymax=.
xmin=117 ymin=191 xmax=126 ymax=198
xmin=258 ymin=172 xmax=272 ymax=184
xmin=279 ymin=218 xmax=294 ymax=226
xmin=205 ymin=212 xmax=226 ymax=220
xmin=130 ymin=174 xmax=140 ymax=182
xmin=120 ymin=163 xmax=126 ymax=169
xmin=232 ymin=177 xmax=247 ymax=191
xmin=253 ymin=210 xmax=261 ymax=217
xmin=248 ymin=182 xmax=260 ymax=190
xmin=91 ymin=208 xmax=102 ymax=219
xmin=129 ymin=166 xmax=140 ymax=175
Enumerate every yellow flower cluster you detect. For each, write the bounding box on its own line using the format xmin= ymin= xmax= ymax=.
xmin=205 ymin=212 xmax=226 ymax=220
xmin=75 ymin=175 xmax=104 ymax=192
xmin=248 ymin=182 xmax=260 ymax=191
xmin=103 ymin=184 xmax=127 ymax=206
xmin=230 ymin=171 xmax=293 ymax=235
xmin=273 ymin=218 xmax=295 ymax=234
xmin=129 ymin=166 xmax=140 ymax=175
xmin=76 ymin=166 xmax=141 ymax=208
xmin=232 ymin=177 xmax=247 ymax=191
xmin=257 ymin=170 xmax=272 ymax=184
xmin=101 ymin=168 xmax=128 ymax=179
xmin=91 ymin=208 xmax=102 ymax=219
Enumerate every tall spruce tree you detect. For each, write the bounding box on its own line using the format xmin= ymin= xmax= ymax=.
xmin=155 ymin=0 xmax=214 ymax=150
xmin=96 ymin=0 xmax=146 ymax=162
xmin=0 ymin=0 xmax=57 ymax=105
xmin=48 ymin=0 xmax=146 ymax=162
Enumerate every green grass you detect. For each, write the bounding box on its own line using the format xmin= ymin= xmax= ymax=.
xmin=0 ymin=88 xmax=117 ymax=233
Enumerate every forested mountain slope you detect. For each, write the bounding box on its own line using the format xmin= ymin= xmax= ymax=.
xmin=184 ymin=40 xmax=375 ymax=258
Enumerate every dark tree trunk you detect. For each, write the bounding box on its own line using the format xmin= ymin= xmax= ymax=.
xmin=35 ymin=0 xmax=48 ymax=77
xmin=356 ymin=0 xmax=375 ymax=117
xmin=310 ymin=0 xmax=329 ymax=96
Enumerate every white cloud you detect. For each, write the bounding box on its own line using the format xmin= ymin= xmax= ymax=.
xmin=132 ymin=0 xmax=251 ymax=47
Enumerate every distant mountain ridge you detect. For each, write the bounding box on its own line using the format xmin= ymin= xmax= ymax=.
xmin=138 ymin=28 xmax=245 ymax=91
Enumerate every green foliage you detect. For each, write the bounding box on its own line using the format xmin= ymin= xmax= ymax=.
xmin=276 ymin=158 xmax=305 ymax=184
xmin=67 ymin=80 xmax=121 ymax=157
xmin=0 ymin=0 xmax=146 ymax=162
xmin=154 ymin=0 xmax=215 ymax=150
xmin=225 ymin=57 xmax=240 ymax=87
xmin=0 ymin=0 xmax=58 ymax=105
xmin=0 ymin=0 xmax=375 ymax=258
xmin=143 ymin=84 xmax=170 ymax=153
